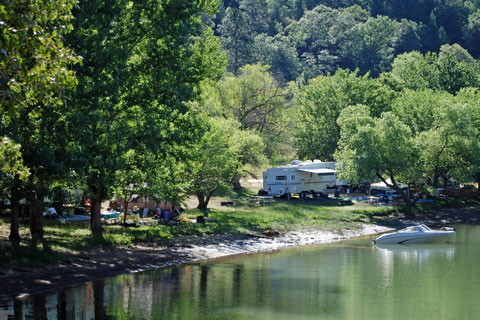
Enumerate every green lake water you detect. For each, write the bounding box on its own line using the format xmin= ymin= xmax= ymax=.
xmin=2 ymin=224 xmax=480 ymax=320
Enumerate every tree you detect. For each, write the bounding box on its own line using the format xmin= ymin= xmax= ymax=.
xmin=294 ymin=69 xmax=396 ymax=161
xmin=0 ymin=0 xmax=78 ymax=246
xmin=456 ymin=88 xmax=480 ymax=190
xmin=253 ymin=34 xmax=301 ymax=84
xmin=113 ymin=149 xmax=149 ymax=225
xmin=347 ymin=15 xmax=402 ymax=76
xmin=146 ymin=156 xmax=191 ymax=214
xmin=0 ymin=137 xmax=28 ymax=245
xmin=66 ymin=0 xmax=225 ymax=239
xmin=239 ymin=0 xmax=270 ymax=33
xmin=229 ymin=125 xmax=266 ymax=189
xmin=335 ymin=106 xmax=418 ymax=206
xmin=463 ymin=9 xmax=480 ymax=58
xmin=0 ymin=0 xmax=78 ymax=116
xmin=218 ymin=7 xmax=256 ymax=74
xmin=394 ymin=90 xmax=476 ymax=189
xmin=286 ymin=5 xmax=346 ymax=79
xmin=391 ymin=49 xmax=480 ymax=94
xmin=187 ymin=118 xmax=240 ymax=209
xmin=336 ymin=89 xmax=480 ymax=207
xmin=199 ymin=64 xmax=292 ymax=158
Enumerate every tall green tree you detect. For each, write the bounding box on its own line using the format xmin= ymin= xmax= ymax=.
xmin=200 ymin=64 xmax=291 ymax=154
xmin=456 ymin=87 xmax=480 ymax=190
xmin=294 ymin=69 xmax=396 ymax=160
xmin=66 ymin=0 xmax=225 ymax=239
xmin=187 ymin=117 xmax=240 ymax=209
xmin=218 ymin=7 xmax=256 ymax=74
xmin=335 ymin=106 xmax=418 ymax=205
xmin=0 ymin=0 xmax=78 ymax=245
xmin=391 ymin=48 xmax=480 ymax=94
xmin=393 ymin=89 xmax=477 ymax=189
xmin=253 ymin=34 xmax=301 ymax=84
xmin=347 ymin=15 xmax=402 ymax=76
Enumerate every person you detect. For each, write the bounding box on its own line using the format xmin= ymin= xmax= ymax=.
xmin=46 ymin=206 xmax=57 ymax=219
xmin=162 ymin=210 xmax=173 ymax=223
xmin=132 ymin=206 xmax=140 ymax=215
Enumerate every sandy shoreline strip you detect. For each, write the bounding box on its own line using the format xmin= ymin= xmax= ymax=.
xmin=0 ymin=224 xmax=392 ymax=303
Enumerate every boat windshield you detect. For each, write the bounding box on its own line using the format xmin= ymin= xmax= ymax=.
xmin=418 ymin=224 xmax=431 ymax=231
xmin=400 ymin=224 xmax=431 ymax=232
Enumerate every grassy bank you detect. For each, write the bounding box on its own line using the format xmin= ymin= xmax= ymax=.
xmin=1 ymin=193 xmax=479 ymax=269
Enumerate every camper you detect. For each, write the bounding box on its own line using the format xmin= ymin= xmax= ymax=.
xmin=262 ymin=160 xmax=338 ymax=199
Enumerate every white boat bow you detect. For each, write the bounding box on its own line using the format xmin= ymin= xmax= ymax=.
xmin=373 ymin=224 xmax=456 ymax=245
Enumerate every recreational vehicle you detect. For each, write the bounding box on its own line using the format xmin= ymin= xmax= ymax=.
xmin=262 ymin=160 xmax=338 ymax=198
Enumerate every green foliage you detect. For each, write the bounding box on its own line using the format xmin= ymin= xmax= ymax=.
xmin=218 ymin=7 xmax=256 ymax=74
xmin=214 ymin=1 xmax=480 ymax=84
xmin=186 ymin=117 xmax=241 ymax=208
xmin=64 ymin=0 xmax=226 ymax=235
xmin=391 ymin=49 xmax=480 ymax=94
xmin=0 ymin=0 xmax=79 ymax=116
xmin=0 ymin=137 xmax=29 ymax=180
xmin=253 ymin=34 xmax=301 ymax=85
xmin=335 ymin=85 xmax=480 ymax=201
xmin=294 ymin=69 xmax=396 ymax=160
xmin=197 ymin=64 xmax=290 ymax=158
xmin=336 ymin=106 xmax=417 ymax=185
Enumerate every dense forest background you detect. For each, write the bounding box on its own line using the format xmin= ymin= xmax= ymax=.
xmin=212 ymin=0 xmax=480 ymax=83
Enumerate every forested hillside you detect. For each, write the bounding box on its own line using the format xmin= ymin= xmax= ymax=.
xmin=213 ymin=0 xmax=480 ymax=83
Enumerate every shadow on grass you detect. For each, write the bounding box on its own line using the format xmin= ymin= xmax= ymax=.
xmin=0 ymin=241 xmax=67 ymax=268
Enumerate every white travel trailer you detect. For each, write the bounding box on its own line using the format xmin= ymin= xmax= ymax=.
xmin=262 ymin=160 xmax=338 ymax=198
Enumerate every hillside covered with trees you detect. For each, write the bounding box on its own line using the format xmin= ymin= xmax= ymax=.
xmin=214 ymin=0 xmax=480 ymax=83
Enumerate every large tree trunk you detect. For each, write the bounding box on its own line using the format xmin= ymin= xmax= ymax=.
xmin=26 ymin=180 xmax=49 ymax=251
xmin=9 ymin=180 xmax=21 ymax=246
xmin=90 ymin=192 xmax=104 ymax=241
xmin=9 ymin=197 xmax=21 ymax=247
xmin=196 ymin=191 xmax=207 ymax=209
xmin=29 ymin=202 xmax=45 ymax=249
xmin=196 ymin=187 xmax=217 ymax=210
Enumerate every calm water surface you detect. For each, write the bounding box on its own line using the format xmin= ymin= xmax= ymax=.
xmin=2 ymin=224 xmax=480 ymax=320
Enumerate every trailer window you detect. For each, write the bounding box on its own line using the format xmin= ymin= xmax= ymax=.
xmin=318 ymin=173 xmax=335 ymax=176
xmin=291 ymin=175 xmax=295 ymax=180
xmin=276 ymin=176 xmax=287 ymax=181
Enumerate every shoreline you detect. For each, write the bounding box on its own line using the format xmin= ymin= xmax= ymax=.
xmin=2 ymin=202 xmax=480 ymax=304
xmin=0 ymin=223 xmax=392 ymax=303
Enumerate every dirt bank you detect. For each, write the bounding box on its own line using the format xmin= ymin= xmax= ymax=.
xmin=0 ymin=224 xmax=391 ymax=303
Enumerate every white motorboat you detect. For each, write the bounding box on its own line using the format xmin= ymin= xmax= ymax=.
xmin=373 ymin=224 xmax=456 ymax=245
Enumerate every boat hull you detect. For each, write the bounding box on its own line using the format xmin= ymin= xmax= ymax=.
xmin=375 ymin=231 xmax=456 ymax=245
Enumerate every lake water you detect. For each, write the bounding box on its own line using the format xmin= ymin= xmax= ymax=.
xmin=2 ymin=224 xmax=480 ymax=320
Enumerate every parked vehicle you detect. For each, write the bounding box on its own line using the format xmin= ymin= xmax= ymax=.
xmin=262 ymin=160 xmax=342 ymax=198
